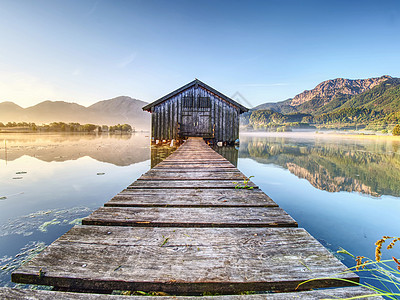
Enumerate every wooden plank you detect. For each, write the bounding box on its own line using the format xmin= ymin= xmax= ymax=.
xmin=138 ymin=171 xmax=247 ymax=180
xmin=158 ymin=160 xmax=233 ymax=164
xmin=168 ymin=153 xmax=220 ymax=156
xmin=164 ymin=158 xmax=225 ymax=161
xmin=160 ymin=161 xmax=229 ymax=164
xmin=105 ymin=188 xmax=277 ymax=207
xmin=128 ymin=180 xmax=257 ymax=189
xmin=174 ymin=151 xmax=216 ymax=153
xmin=157 ymin=157 xmax=231 ymax=161
xmin=162 ymin=158 xmax=227 ymax=161
xmin=153 ymin=164 xmax=237 ymax=169
xmin=0 ymin=286 xmax=385 ymax=299
xmin=82 ymin=207 xmax=297 ymax=227
xmin=12 ymin=226 xmax=358 ymax=293
xmin=144 ymin=169 xmax=242 ymax=173
xmin=151 ymin=168 xmax=241 ymax=172
xmin=165 ymin=160 xmax=231 ymax=163
xmin=156 ymin=107 xmax=160 ymax=140
xmin=169 ymin=150 xmax=220 ymax=153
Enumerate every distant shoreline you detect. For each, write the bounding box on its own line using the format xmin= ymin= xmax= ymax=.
xmin=0 ymin=130 xmax=150 ymax=134
xmin=240 ymin=130 xmax=400 ymax=141
xmin=1 ymin=130 xmax=398 ymax=141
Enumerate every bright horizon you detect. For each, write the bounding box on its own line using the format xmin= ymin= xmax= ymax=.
xmin=1 ymin=0 xmax=399 ymax=108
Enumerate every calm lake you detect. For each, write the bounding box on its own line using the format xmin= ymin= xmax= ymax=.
xmin=0 ymin=132 xmax=399 ymax=290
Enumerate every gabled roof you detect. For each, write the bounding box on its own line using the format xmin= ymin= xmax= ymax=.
xmin=142 ymin=79 xmax=248 ymax=113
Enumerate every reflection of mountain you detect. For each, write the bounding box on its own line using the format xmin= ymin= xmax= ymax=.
xmin=239 ymin=136 xmax=400 ymax=197
xmin=0 ymin=133 xmax=150 ymax=166
xmin=286 ymin=162 xmax=378 ymax=196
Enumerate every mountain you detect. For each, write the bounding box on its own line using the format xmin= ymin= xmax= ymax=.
xmin=0 ymin=101 xmax=24 ymax=114
xmin=88 ymin=96 xmax=149 ymax=128
xmin=27 ymin=101 xmax=91 ymax=122
xmin=0 ymin=96 xmax=150 ymax=130
xmin=291 ymin=75 xmax=392 ymax=106
xmin=253 ymin=75 xmax=400 ymax=116
xmin=337 ymin=78 xmax=400 ymax=113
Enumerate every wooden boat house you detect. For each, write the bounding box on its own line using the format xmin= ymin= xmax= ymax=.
xmin=143 ymin=79 xmax=248 ymax=144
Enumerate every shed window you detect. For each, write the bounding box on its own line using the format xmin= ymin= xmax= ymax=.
xmin=199 ymin=97 xmax=211 ymax=108
xmin=182 ymin=96 xmax=211 ymax=109
xmin=183 ymin=96 xmax=194 ymax=108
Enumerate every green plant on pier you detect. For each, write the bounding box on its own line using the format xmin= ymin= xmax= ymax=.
xmin=233 ymin=176 xmax=254 ymax=189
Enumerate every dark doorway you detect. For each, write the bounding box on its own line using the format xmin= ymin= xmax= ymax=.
xmin=180 ymin=96 xmax=212 ymax=137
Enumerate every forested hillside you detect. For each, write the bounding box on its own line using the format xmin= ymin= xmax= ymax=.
xmin=243 ymin=76 xmax=400 ymax=132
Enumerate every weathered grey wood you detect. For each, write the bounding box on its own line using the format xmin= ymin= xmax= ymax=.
xmin=170 ymin=151 xmax=217 ymax=154
xmin=168 ymin=153 xmax=220 ymax=156
xmin=157 ymin=162 xmax=233 ymax=166
xmin=105 ymin=188 xmax=277 ymax=207
xmin=138 ymin=171 xmax=248 ymax=180
xmin=12 ymin=226 xmax=357 ymax=293
xmin=82 ymin=207 xmax=297 ymax=227
xmin=153 ymin=164 xmax=237 ymax=169
xmin=169 ymin=150 xmax=222 ymax=154
xmin=155 ymin=106 xmax=160 ymax=140
xmin=0 ymin=286 xmax=385 ymax=299
xmin=146 ymin=169 xmax=241 ymax=173
xmin=151 ymin=168 xmax=241 ymax=172
xmin=159 ymin=155 xmax=227 ymax=163
xmin=152 ymin=157 xmax=228 ymax=162
xmin=128 ymin=180 xmax=257 ymax=189
xmin=143 ymin=80 xmax=245 ymax=143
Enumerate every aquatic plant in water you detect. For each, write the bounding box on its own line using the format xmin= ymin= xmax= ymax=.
xmin=38 ymin=218 xmax=61 ymax=232
xmin=0 ymin=241 xmax=47 ymax=286
xmin=0 ymin=206 xmax=91 ymax=237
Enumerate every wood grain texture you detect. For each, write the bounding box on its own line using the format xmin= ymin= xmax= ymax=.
xmin=151 ymin=168 xmax=240 ymax=172
xmin=12 ymin=226 xmax=358 ymax=293
xmin=138 ymin=171 xmax=246 ymax=181
xmin=105 ymin=188 xmax=277 ymax=208
xmin=128 ymin=180 xmax=257 ymax=189
xmin=0 ymin=286 xmax=384 ymax=299
xmin=155 ymin=163 xmax=236 ymax=169
xmin=82 ymin=207 xmax=297 ymax=227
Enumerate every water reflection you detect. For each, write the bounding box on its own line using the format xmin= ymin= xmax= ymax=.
xmin=239 ymin=134 xmax=400 ymax=197
xmin=0 ymin=133 xmax=152 ymax=287
xmin=150 ymin=143 xmax=239 ymax=168
xmin=151 ymin=144 xmax=179 ymax=168
xmin=212 ymin=146 xmax=238 ymax=167
xmin=0 ymin=133 xmax=150 ymax=166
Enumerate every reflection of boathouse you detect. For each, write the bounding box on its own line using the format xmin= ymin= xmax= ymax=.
xmin=142 ymin=79 xmax=248 ymax=144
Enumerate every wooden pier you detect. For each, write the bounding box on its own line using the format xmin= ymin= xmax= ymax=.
xmin=5 ymin=137 xmax=382 ymax=299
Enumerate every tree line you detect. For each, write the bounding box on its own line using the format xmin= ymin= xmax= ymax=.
xmin=0 ymin=122 xmax=133 ymax=133
xmin=244 ymin=109 xmax=400 ymax=135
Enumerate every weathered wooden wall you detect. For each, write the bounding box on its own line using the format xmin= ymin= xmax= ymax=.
xmin=151 ymin=86 xmax=240 ymax=143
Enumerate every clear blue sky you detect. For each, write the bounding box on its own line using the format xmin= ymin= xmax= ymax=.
xmin=1 ymin=0 xmax=399 ymax=108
